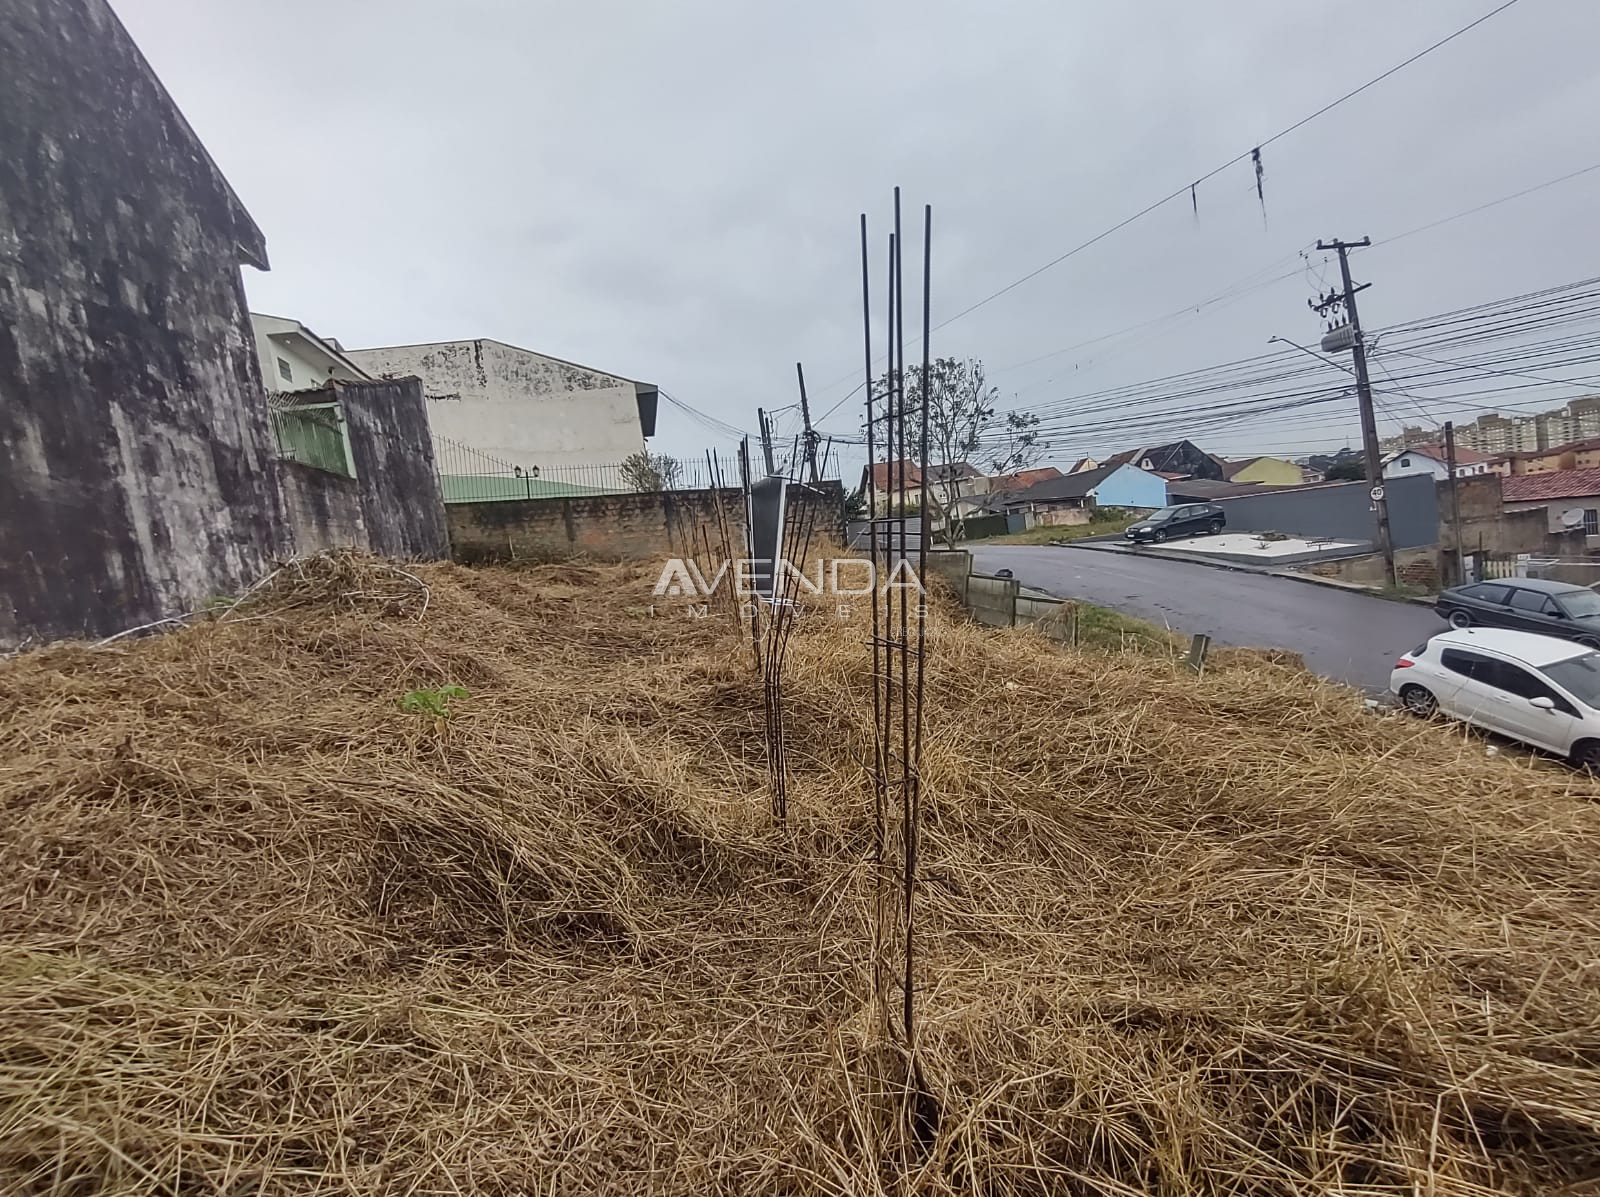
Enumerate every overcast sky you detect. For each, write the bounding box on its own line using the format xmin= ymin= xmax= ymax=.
xmin=117 ymin=0 xmax=1600 ymax=474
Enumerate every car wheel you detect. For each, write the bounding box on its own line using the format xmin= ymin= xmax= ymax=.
xmin=1569 ymin=739 xmax=1600 ymax=771
xmin=1209 ymin=521 xmax=1223 ymax=535
xmin=1400 ymin=684 xmax=1437 ymax=717
xmin=1578 ymin=635 xmax=1600 ymax=650
xmin=1153 ymin=529 xmax=1167 ymax=543
xmin=1447 ymin=609 xmax=1473 ymax=629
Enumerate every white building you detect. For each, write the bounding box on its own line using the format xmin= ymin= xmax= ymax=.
xmin=1381 ymin=442 xmax=1494 ymax=481
xmin=250 ymin=313 xmax=372 ymax=394
xmin=346 ymin=338 xmax=657 ymax=480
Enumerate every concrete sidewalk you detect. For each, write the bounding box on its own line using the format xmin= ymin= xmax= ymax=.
xmin=1055 ymin=537 xmax=1437 ymax=605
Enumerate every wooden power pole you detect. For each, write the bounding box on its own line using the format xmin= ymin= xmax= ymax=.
xmin=1444 ymin=419 xmax=1465 ymax=585
xmin=1314 ymin=237 xmax=1395 ymax=586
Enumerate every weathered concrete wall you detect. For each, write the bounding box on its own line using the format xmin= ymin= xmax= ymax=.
xmin=0 ymin=0 xmax=282 ymax=648
xmin=278 ymin=463 xmax=367 ymax=555
xmin=272 ymin=380 xmax=449 ymax=560
xmin=339 ymin=379 xmax=450 ymax=559
xmin=349 ymin=338 xmax=648 ymax=474
xmin=448 ymin=482 xmax=845 ymax=565
xmin=1211 ymin=474 xmax=1438 ymax=550
xmin=966 ymin=574 xmax=1020 ymax=628
xmin=1302 ymin=545 xmax=1441 ymax=590
xmin=1442 ymin=475 xmax=1587 ymax=558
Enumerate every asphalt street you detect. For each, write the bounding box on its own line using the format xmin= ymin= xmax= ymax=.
xmin=968 ymin=544 xmax=1447 ymax=691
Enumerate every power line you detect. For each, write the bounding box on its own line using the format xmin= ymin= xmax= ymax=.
xmin=807 ymin=0 xmax=1529 ymax=404
xmin=1381 ymin=161 xmax=1600 ymax=247
xmin=925 ymin=0 xmax=1527 ymax=335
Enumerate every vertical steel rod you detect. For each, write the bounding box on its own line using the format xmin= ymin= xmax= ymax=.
xmin=906 ymin=203 xmax=932 ymax=1052
xmin=893 ymin=185 xmax=913 ymax=1047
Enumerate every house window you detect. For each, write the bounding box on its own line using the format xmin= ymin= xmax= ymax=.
xmin=1400 ymin=457 xmax=1411 ymax=468
xmin=277 ymin=357 xmax=293 ymax=383
xmin=1585 ymin=509 xmax=1598 ymax=536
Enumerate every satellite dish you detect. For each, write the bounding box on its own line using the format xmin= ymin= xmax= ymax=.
xmin=1560 ymin=507 xmax=1587 ymax=529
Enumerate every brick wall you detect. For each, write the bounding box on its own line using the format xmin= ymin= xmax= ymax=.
xmin=448 ymin=481 xmax=845 ymax=565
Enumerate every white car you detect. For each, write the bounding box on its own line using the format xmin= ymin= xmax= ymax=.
xmin=1390 ymin=628 xmax=1600 ymax=768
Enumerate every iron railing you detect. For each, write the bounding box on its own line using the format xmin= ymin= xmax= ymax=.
xmin=268 ymin=395 xmax=354 ymax=477
xmin=433 ymin=433 xmax=742 ymax=503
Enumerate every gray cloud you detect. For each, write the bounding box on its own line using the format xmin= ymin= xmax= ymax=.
xmin=115 ymin=0 xmax=1600 ymax=471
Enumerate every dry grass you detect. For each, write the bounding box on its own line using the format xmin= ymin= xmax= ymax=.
xmin=2 ymin=552 xmax=1599 ymax=1195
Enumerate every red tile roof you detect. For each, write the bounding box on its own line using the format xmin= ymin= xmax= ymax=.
xmin=859 ymin=460 xmax=979 ymax=492
xmin=861 ymin=460 xmax=922 ymax=492
xmin=988 ymin=466 xmax=1063 ymax=491
xmin=1501 ymin=467 xmax=1600 ymax=502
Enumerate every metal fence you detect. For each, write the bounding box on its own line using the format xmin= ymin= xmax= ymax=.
xmin=433 ymin=433 xmax=743 ymax=504
xmin=268 ymin=395 xmax=353 ymax=477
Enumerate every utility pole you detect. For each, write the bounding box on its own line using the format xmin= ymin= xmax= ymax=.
xmin=1313 ymin=236 xmax=1395 ymax=586
xmin=756 ymin=406 xmax=777 ymax=475
xmin=795 ymin=362 xmax=821 ymax=482
xmin=1444 ymin=419 xmax=1465 ymax=585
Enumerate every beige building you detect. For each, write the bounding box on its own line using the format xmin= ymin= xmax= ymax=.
xmin=347 ymin=338 xmax=658 ymax=485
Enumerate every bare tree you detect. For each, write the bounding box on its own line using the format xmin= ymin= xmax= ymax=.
xmin=869 ymin=357 xmax=1047 ymax=543
xmin=620 ymin=449 xmax=683 ymax=492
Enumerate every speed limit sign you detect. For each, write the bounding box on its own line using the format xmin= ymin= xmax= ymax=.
xmin=1369 ymin=485 xmax=1385 ymax=502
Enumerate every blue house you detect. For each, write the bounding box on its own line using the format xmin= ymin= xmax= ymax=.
xmin=1002 ymin=462 xmax=1167 ymax=513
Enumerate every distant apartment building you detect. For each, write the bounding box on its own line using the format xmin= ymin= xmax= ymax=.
xmin=1452 ymin=397 xmax=1600 ymax=455
xmin=1378 ymin=425 xmax=1436 ymax=455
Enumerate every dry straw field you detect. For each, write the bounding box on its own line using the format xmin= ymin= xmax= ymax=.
xmin=2 ymin=554 xmax=1598 ymax=1194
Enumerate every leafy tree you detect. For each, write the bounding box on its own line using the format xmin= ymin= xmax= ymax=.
xmin=1324 ymin=459 xmax=1367 ymax=482
xmin=866 ymin=357 xmax=1047 ymax=543
xmin=843 ymin=488 xmax=868 ymax=523
xmin=620 ymin=450 xmax=683 ymax=492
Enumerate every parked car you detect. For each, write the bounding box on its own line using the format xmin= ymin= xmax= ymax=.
xmin=1390 ymin=628 xmax=1600 ymax=767
xmin=1123 ymin=503 xmax=1225 ymax=544
xmin=1433 ymin=578 xmax=1600 ymax=648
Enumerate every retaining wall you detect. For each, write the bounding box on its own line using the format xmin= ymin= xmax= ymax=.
xmin=448 ymin=481 xmax=845 ymax=565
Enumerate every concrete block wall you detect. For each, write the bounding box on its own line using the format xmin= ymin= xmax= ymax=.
xmin=966 ymin=574 xmax=1019 ymax=627
xmin=447 ymin=482 xmax=845 ymax=565
xmin=1212 ymin=474 xmax=1438 ymax=549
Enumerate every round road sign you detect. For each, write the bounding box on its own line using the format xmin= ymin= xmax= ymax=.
xmin=1369 ymin=485 xmax=1385 ymax=502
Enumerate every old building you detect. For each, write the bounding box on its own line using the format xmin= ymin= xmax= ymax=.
xmin=1221 ymin=456 xmax=1304 ymax=486
xmin=1004 ymin=463 xmax=1167 ymax=513
xmin=347 ymin=338 xmax=659 ymax=487
xmin=250 ymin=313 xmax=373 ymax=395
xmin=857 ymin=460 xmax=985 ymax=516
xmin=1381 ymin=443 xmax=1494 ymax=481
xmin=1 ymin=0 xmax=286 ymax=647
xmin=1102 ymin=440 xmax=1225 ymax=481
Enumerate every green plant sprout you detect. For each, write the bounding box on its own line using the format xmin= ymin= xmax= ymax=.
xmin=399 ymin=684 xmax=469 ymax=720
